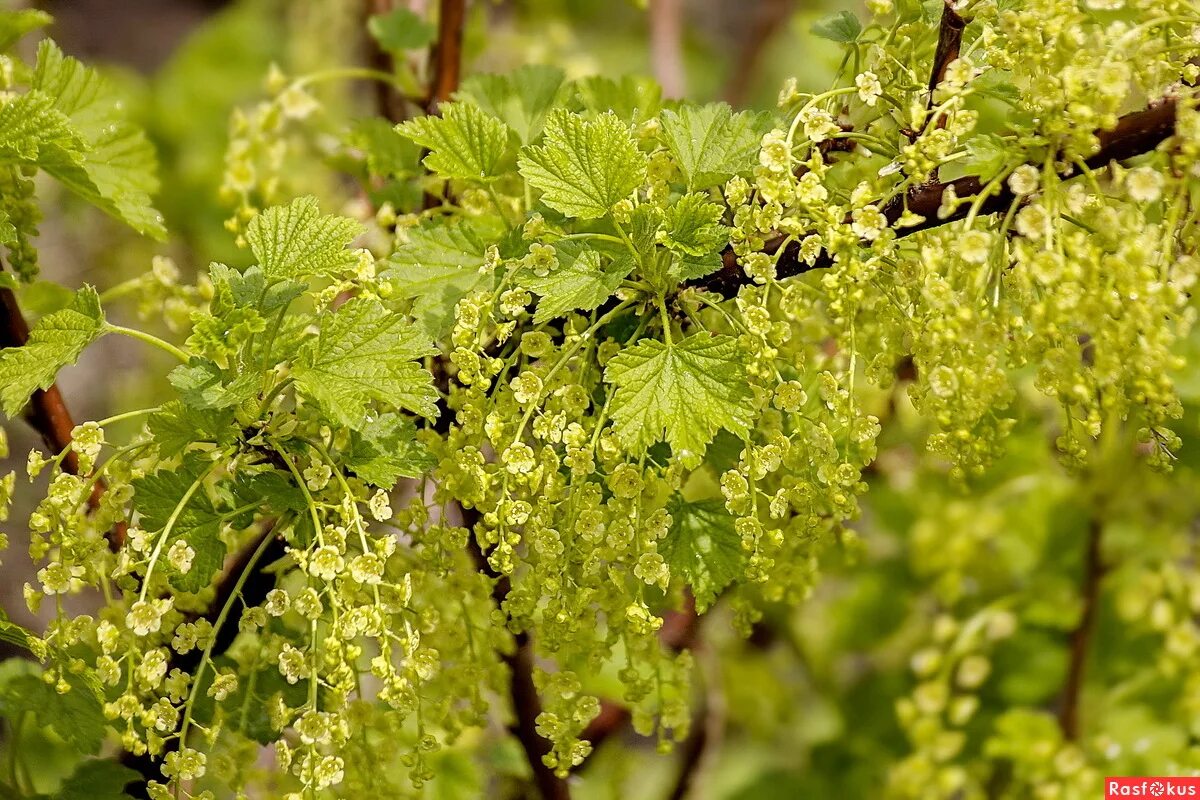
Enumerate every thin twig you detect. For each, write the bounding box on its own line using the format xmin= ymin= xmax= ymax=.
xmin=420 ymin=0 xmax=466 ymax=209
xmin=1058 ymin=517 xmax=1105 ymax=739
xmin=721 ymin=0 xmax=795 ymax=108
xmin=665 ymin=702 xmax=708 ymax=800
xmin=425 ymin=0 xmax=465 ymax=115
xmin=664 ymin=635 xmax=723 ymax=800
xmin=922 ymin=0 xmax=967 ymax=183
xmin=694 ymin=94 xmax=1184 ymax=299
xmin=649 ymin=0 xmax=687 ymax=100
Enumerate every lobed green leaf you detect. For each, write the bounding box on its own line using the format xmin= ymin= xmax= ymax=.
xmin=660 ymin=495 xmax=744 ymax=611
xmin=293 ymin=296 xmax=439 ymax=428
xmin=458 ymin=65 xmax=566 ymax=144
xmin=245 ymin=196 xmax=364 ymax=282
xmin=396 ymin=101 xmax=511 ymax=182
xmin=604 ymin=333 xmax=756 ymax=464
xmin=0 ymin=286 xmax=104 ymax=418
xmin=518 ymin=110 xmax=647 ymax=219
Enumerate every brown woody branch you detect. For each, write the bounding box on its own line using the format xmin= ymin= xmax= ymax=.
xmin=425 ymin=0 xmax=465 ymax=115
xmin=665 ymin=702 xmax=708 ymax=800
xmin=663 ymin=602 xmax=721 ymax=800
xmin=664 ymin=641 xmax=721 ymax=800
xmin=695 ymin=94 xmax=1183 ymax=299
xmin=925 ymin=0 xmax=966 ymax=133
xmin=1057 ymin=517 xmax=1105 ymax=740
xmin=420 ymin=0 xmax=466 ymax=209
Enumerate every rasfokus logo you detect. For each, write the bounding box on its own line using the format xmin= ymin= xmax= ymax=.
xmin=1106 ymin=778 xmax=1200 ymax=798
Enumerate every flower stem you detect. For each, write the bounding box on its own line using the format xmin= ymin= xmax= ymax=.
xmin=104 ymin=324 xmax=191 ymax=363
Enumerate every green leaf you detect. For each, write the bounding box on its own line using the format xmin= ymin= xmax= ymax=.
xmin=14 ymin=280 xmax=75 ymax=315
xmin=0 ymin=286 xmax=104 ymax=417
xmin=811 ymin=10 xmax=862 ymax=43
xmin=224 ymin=659 xmax=307 ymax=743
xmin=604 ymin=333 xmax=755 ymax=463
xmin=293 ymin=296 xmax=438 ymax=428
xmin=628 ymin=204 xmax=662 ymax=253
xmin=660 ymin=495 xmax=744 ymax=611
xmin=232 ymin=470 xmax=307 ymax=516
xmin=518 ymin=110 xmax=647 ymax=219
xmin=0 ymin=209 xmax=14 ymax=247
xmin=32 ymin=41 xmax=165 ymax=239
xmin=0 ymin=9 xmax=52 ymax=52
xmin=147 ymin=401 xmax=237 ymax=454
xmin=894 ymin=0 xmax=926 ymax=21
xmin=245 ymin=196 xmax=364 ymax=282
xmin=367 ymin=7 xmax=436 ymax=52
xmin=0 ymin=610 xmax=37 ymax=655
xmin=574 ymin=75 xmax=662 ymax=124
xmin=168 ymin=359 xmax=259 ymax=410
xmin=519 ymin=241 xmax=632 ymax=323
xmin=53 ymin=759 xmax=139 ymax=800
xmin=658 ymin=104 xmax=770 ymax=190
xmin=458 ymin=65 xmax=565 ymax=144
xmin=346 ymin=117 xmax=421 ymax=178
xmin=953 ymin=134 xmax=1010 ymax=183
xmin=131 ymin=457 xmax=226 ymax=592
xmin=661 ymin=192 xmax=727 ymax=257
xmin=0 ymin=91 xmax=82 ymax=163
xmin=385 ymin=221 xmax=492 ymax=336
xmin=625 ymin=204 xmax=669 ymax=285
xmin=396 ymin=101 xmax=511 ymax=181
xmin=0 ymin=670 xmax=105 ymax=754
xmin=972 ymin=69 xmax=1021 ymax=104
xmin=346 ymin=413 xmax=435 ymax=486
xmin=209 ymin=263 xmax=304 ymax=315
xmin=672 ymin=251 xmax=723 ymax=282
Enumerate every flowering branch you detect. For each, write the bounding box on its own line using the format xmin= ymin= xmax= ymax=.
xmin=463 ymin=511 xmax=571 ymax=800
xmin=0 ymin=266 xmax=123 ymax=550
xmin=695 ymin=94 xmax=1183 ymax=299
xmin=121 ymin=522 xmax=286 ymax=797
xmin=405 ymin=3 xmax=579 ymax=794
xmin=578 ymin=593 xmax=699 ymax=759
xmin=574 ymin=15 xmax=981 ymax=761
